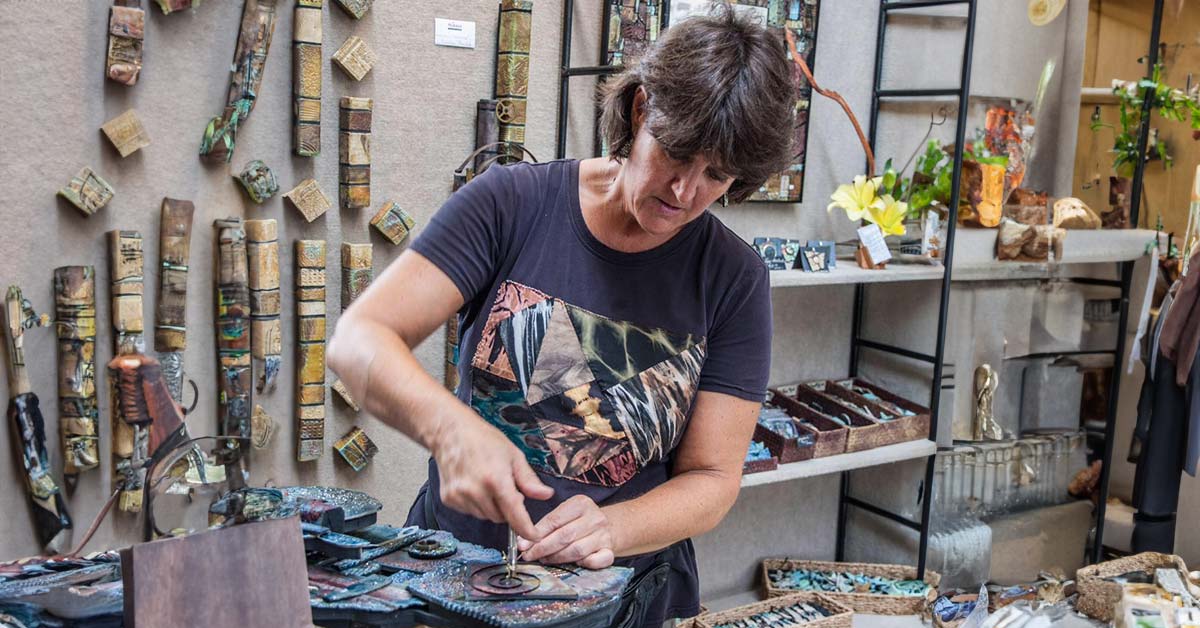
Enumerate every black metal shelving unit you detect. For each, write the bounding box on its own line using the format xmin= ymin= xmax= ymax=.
xmin=835 ymin=0 xmax=977 ymax=579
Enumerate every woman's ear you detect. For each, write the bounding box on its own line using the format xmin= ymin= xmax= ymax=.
xmin=631 ymin=86 xmax=648 ymax=134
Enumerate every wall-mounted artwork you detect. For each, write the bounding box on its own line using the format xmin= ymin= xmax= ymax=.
xmin=602 ymin=0 xmax=821 ymax=203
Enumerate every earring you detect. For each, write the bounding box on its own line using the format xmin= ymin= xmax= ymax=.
xmin=720 ymin=194 xmax=729 ymax=207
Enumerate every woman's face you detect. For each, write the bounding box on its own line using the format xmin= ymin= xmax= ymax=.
xmin=621 ymin=92 xmax=735 ymax=238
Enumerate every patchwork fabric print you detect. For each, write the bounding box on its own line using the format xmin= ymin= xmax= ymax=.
xmin=469 ymin=280 xmax=706 ymax=488
xmin=605 ymin=342 xmax=706 ymax=466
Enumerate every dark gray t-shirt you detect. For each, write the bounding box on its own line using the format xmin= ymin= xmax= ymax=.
xmin=406 ymin=159 xmax=771 ymax=624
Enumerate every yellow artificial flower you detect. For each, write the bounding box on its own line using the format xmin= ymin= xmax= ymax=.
xmin=867 ymin=194 xmax=908 ymax=237
xmin=827 ymin=175 xmax=885 ymax=221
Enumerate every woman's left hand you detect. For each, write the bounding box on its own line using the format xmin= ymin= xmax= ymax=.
xmin=517 ymin=495 xmax=615 ymax=569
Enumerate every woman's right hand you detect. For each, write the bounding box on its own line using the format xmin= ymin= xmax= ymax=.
xmin=430 ymin=410 xmax=555 ymax=542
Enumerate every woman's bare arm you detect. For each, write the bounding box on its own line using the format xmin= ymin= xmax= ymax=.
xmin=328 ymin=250 xmax=553 ymax=540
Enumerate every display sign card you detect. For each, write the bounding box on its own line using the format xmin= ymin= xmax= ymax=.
xmin=435 ymin=18 xmax=475 ymax=49
xmin=857 ymin=224 xmax=892 ymax=265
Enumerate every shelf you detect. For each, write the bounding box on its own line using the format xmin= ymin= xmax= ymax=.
xmin=768 ymin=229 xmax=1156 ymax=288
xmin=740 ymin=439 xmax=937 ymax=488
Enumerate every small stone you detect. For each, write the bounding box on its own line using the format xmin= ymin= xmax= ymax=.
xmin=332 ymin=35 xmax=378 ymax=81
xmin=58 ymin=167 xmax=114 ymax=216
xmin=234 ymin=160 xmax=280 ymax=203
xmin=101 ymin=109 xmax=150 ymax=158
xmin=284 ymin=178 xmax=332 ymax=222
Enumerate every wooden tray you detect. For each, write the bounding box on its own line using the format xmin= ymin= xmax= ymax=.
xmin=826 ymin=379 xmax=931 ymax=446
xmin=1075 ymin=552 xmax=1190 ymax=622
xmin=694 ymin=592 xmax=853 ymax=628
xmin=761 ymin=558 xmax=941 ymax=616
xmin=743 ymin=454 xmax=779 ymax=475
xmin=790 ymin=385 xmax=883 ymax=453
xmin=769 ymin=390 xmax=848 ymax=458
xmin=755 ymin=412 xmax=817 ymax=463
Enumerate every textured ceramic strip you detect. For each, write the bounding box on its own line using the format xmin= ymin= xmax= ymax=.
xmin=331 ymin=243 xmax=371 ymax=410
xmin=444 ymin=316 xmax=459 ymax=391
xmin=199 ymin=0 xmax=279 ymax=163
xmin=58 ymin=167 xmax=114 ymax=217
xmin=155 ymin=199 xmax=195 ymax=403
xmin=107 ymin=0 xmax=144 ymax=85
xmin=246 ymin=219 xmax=282 ymax=393
xmin=369 ymin=200 xmax=416 ymax=246
xmin=108 ymin=230 xmax=148 ymax=512
xmin=215 ymin=218 xmax=253 ymax=463
xmin=339 ymin=97 xmax=373 ymax=210
xmin=333 ymin=0 xmax=371 ymax=19
xmin=53 ymin=266 xmax=100 ymax=477
xmin=293 ymin=0 xmax=322 ymax=157
xmin=334 ymin=426 xmax=378 ymax=471
xmin=4 ymin=286 xmax=71 ymax=546
xmin=101 ymin=109 xmax=150 ymax=158
xmin=332 ymin=35 xmax=377 ymax=81
xmin=296 ymin=240 xmax=327 ymax=461
xmin=495 ymin=0 xmax=532 ymax=158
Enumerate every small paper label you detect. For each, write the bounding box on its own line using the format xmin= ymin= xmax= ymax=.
xmin=857 ymin=224 xmax=892 ymax=265
xmin=435 ymin=18 xmax=475 ymax=49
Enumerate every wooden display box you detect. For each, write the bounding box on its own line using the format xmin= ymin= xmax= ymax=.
xmin=1074 ymin=552 xmax=1190 ymax=623
xmin=788 ymin=385 xmax=882 ymax=453
xmin=761 ymin=559 xmax=941 ymax=616
xmin=122 ymin=516 xmax=314 ymax=627
xmin=769 ymin=390 xmax=849 ymax=458
xmin=754 ymin=413 xmax=816 ymax=463
xmin=827 ymin=379 xmax=931 ymax=446
xmin=694 ymin=592 xmax=853 ymax=628
xmin=743 ymin=454 xmax=780 ymax=474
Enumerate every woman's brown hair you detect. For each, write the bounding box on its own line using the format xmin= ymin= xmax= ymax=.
xmin=598 ymin=4 xmax=797 ymax=203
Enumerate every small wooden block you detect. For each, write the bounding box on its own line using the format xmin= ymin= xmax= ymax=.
xmin=101 ymin=109 xmax=150 ymax=158
xmin=331 ymin=379 xmax=360 ymax=411
xmin=284 ymin=178 xmax=332 ymax=222
xmin=58 ymin=168 xmax=114 ymax=216
xmin=334 ymin=0 xmax=372 ymax=19
xmin=155 ymin=0 xmax=200 ymax=14
xmin=332 ymin=35 xmax=378 ymax=81
xmin=370 ymin=201 xmax=416 ymax=245
xmin=334 ymin=426 xmax=378 ymax=472
xmin=234 ymin=160 xmax=280 ymax=203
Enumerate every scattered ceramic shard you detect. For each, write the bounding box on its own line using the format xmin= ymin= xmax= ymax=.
xmin=293 ymin=0 xmax=323 ymax=156
xmin=155 ymin=0 xmax=200 ymax=13
xmin=107 ymin=2 xmax=144 ymax=85
xmin=339 ymin=97 xmax=373 ymax=210
xmin=58 ymin=168 xmax=114 ymax=217
xmin=251 ymin=405 xmax=276 ymax=449
xmin=1053 ymin=197 xmax=1101 ymax=230
xmin=246 ymin=219 xmax=282 ymax=392
xmin=332 ymin=35 xmax=378 ymax=81
xmin=198 ymin=0 xmax=278 ymax=163
xmin=284 ymin=178 xmax=332 ymax=222
xmin=334 ymin=427 xmax=378 ymax=472
xmin=370 ymin=201 xmax=416 ymax=245
xmin=296 ymin=240 xmax=327 ymax=462
xmin=235 ymin=160 xmax=280 ymax=203
xmin=331 ymin=379 xmax=359 ymax=411
xmin=333 ymin=0 xmax=371 ymax=19
xmin=101 ymin=109 xmax=150 ymax=158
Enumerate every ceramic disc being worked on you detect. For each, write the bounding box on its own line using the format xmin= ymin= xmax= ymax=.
xmin=465 ymin=563 xmax=577 ymax=601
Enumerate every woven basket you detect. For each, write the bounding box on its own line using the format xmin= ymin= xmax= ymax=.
xmin=828 ymin=379 xmax=931 ymax=445
xmin=761 ymin=559 xmax=941 ymax=615
xmin=791 ymin=384 xmax=884 ymax=452
xmin=1075 ymin=552 xmax=1190 ymax=622
xmin=769 ymin=390 xmax=848 ymax=458
xmin=754 ymin=419 xmax=817 ymax=463
xmin=694 ymin=592 xmax=853 ymax=628
xmin=743 ymin=455 xmax=779 ymax=475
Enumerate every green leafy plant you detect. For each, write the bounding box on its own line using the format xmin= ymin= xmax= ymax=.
xmin=1090 ymin=64 xmax=1200 ymax=177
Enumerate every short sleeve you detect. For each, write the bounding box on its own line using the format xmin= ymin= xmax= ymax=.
xmin=409 ymin=165 xmax=515 ymax=304
xmin=697 ymin=264 xmax=772 ymax=402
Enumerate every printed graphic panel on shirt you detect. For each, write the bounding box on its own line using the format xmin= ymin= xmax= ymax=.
xmin=470 ymin=369 xmax=550 ymax=469
xmin=472 ymin=281 xmax=550 ymax=381
xmin=603 ymin=341 xmax=707 ymax=466
xmin=539 ymin=419 xmax=632 ymax=481
xmin=566 ymin=304 xmax=696 ymax=389
xmin=526 ymin=302 xmax=596 ymax=404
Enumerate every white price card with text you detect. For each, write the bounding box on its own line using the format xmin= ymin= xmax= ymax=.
xmin=435 ymin=18 xmax=475 ymax=49
xmin=857 ymin=224 xmax=892 ymax=265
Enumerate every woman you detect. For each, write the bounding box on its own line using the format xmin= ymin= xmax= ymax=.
xmin=328 ymin=8 xmax=795 ymax=626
